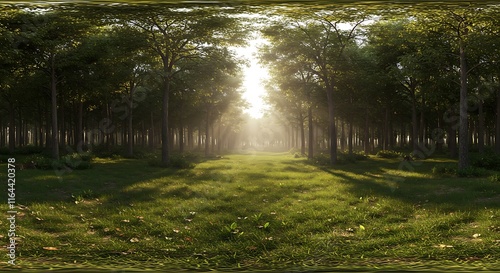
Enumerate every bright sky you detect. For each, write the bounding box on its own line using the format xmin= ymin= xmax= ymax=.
xmin=234 ymin=38 xmax=270 ymax=119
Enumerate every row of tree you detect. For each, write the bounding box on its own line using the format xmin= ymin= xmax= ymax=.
xmin=0 ymin=5 xmax=247 ymax=163
xmin=1 ymin=3 xmax=499 ymax=169
xmin=261 ymin=3 xmax=500 ymax=169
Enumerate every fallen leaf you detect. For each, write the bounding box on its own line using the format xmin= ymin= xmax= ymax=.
xmin=472 ymin=233 xmax=481 ymax=238
xmin=121 ymin=219 xmax=130 ymax=223
xmin=43 ymin=247 xmax=59 ymax=251
xmin=130 ymin=238 xmax=139 ymax=243
xmin=435 ymin=244 xmax=454 ymax=248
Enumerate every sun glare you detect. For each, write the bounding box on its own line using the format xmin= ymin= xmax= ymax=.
xmin=235 ymin=38 xmax=270 ymax=119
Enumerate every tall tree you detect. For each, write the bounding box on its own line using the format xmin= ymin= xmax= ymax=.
xmin=126 ymin=6 xmax=245 ymax=164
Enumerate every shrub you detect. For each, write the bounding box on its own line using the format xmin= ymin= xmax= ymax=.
xmin=90 ymin=144 xmax=123 ymax=158
xmin=23 ymin=153 xmax=93 ymax=170
xmin=311 ymin=153 xmax=331 ymax=166
xmin=471 ymin=153 xmax=500 ymax=171
xmin=148 ymin=153 xmax=198 ymax=169
xmin=376 ymin=150 xmax=402 ymax=159
xmin=0 ymin=155 xmax=10 ymax=163
xmin=15 ymin=145 xmax=44 ymax=155
xmin=488 ymin=174 xmax=500 ymax=182
xmin=432 ymin=164 xmax=457 ymax=176
xmin=337 ymin=151 xmax=368 ymax=164
xmin=129 ymin=147 xmax=158 ymax=159
xmin=0 ymin=147 xmax=10 ymax=155
xmin=59 ymin=152 xmax=93 ymax=170
xmin=457 ymin=167 xmax=486 ymax=178
xmin=432 ymin=164 xmax=487 ymax=178
xmin=24 ymin=154 xmax=54 ymax=170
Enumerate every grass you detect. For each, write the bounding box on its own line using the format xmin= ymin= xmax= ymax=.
xmin=1 ymin=152 xmax=500 ymax=271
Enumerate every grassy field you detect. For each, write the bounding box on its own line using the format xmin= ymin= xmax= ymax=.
xmin=1 ymin=151 xmax=500 ymax=271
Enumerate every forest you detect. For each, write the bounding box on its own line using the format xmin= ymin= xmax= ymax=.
xmin=2 ymin=2 xmax=500 ymax=271
xmin=1 ymin=2 xmax=500 ymax=169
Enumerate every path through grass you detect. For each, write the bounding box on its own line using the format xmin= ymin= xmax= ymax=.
xmin=1 ymin=152 xmax=499 ymax=271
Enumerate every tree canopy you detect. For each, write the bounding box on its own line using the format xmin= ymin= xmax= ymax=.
xmin=1 ymin=2 xmax=500 ymax=170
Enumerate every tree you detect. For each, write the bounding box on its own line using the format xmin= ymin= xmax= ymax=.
xmin=262 ymin=11 xmax=365 ymax=164
xmin=126 ymin=6 xmax=245 ymax=164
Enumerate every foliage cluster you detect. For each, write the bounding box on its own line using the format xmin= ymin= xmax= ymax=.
xmin=148 ymin=152 xmax=200 ymax=169
xmin=312 ymin=151 xmax=368 ymax=166
xmin=470 ymin=152 xmax=500 ymax=171
xmin=23 ymin=152 xmax=93 ymax=170
xmin=375 ymin=150 xmax=402 ymax=159
xmin=432 ymin=164 xmax=487 ymax=178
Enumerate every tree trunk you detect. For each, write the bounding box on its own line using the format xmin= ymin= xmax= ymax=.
xmin=364 ymin=109 xmax=370 ymax=154
xmin=149 ymin=111 xmax=154 ymax=149
xmin=205 ymin=111 xmax=210 ymax=157
xmin=400 ymin=122 xmax=405 ymax=148
xmin=8 ymin=105 xmax=15 ymax=153
xmin=340 ymin=120 xmax=346 ymax=152
xmin=127 ymin=83 xmax=136 ymax=158
xmin=478 ymin=99 xmax=484 ymax=154
xmin=187 ymin=125 xmax=193 ymax=150
xmin=448 ymin=126 xmax=457 ymax=158
xmin=299 ymin=111 xmax=305 ymax=155
xmin=17 ymin=109 xmax=22 ymax=147
xmin=411 ymin=93 xmax=418 ymax=152
xmin=60 ymin=91 xmax=65 ymax=147
xmin=0 ymin=120 xmax=4 ymax=148
xmin=38 ymin=102 xmax=43 ymax=147
xmin=326 ymin=86 xmax=337 ymax=164
xmin=179 ymin=123 xmax=184 ymax=153
xmin=383 ymin=108 xmax=389 ymax=150
xmin=348 ymin=117 xmax=353 ymax=155
xmin=217 ymin=120 xmax=222 ymax=154
xmin=50 ymin=55 xmax=59 ymax=160
xmin=458 ymin=35 xmax=469 ymax=170
xmin=198 ymin=124 xmax=202 ymax=151
xmin=421 ymin=110 xmax=426 ymax=147
xmin=496 ymin=86 xmax=500 ymax=155
xmin=76 ymin=99 xmax=83 ymax=150
xmin=45 ymin=101 xmax=50 ymax=149
xmin=161 ymin=79 xmax=170 ymax=164
xmin=308 ymin=106 xmax=313 ymax=159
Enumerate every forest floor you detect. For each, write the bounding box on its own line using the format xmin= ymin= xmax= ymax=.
xmin=1 ymin=151 xmax=500 ymax=272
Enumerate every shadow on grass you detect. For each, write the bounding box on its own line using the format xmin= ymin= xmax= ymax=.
xmin=289 ymin=157 xmax=500 ymax=211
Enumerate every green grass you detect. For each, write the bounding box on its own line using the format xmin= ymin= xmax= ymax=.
xmin=1 ymin=152 xmax=500 ymax=271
